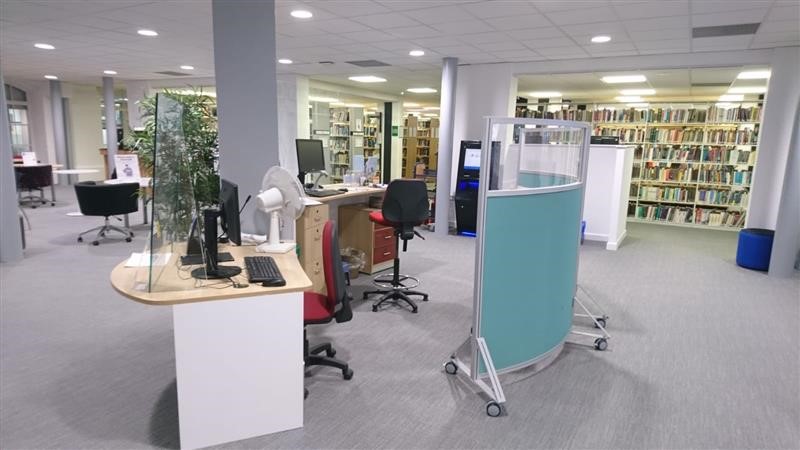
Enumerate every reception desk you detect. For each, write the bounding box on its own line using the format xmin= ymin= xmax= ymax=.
xmin=110 ymin=246 xmax=312 ymax=449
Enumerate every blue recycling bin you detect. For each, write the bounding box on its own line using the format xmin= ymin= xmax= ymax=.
xmin=736 ymin=228 xmax=774 ymax=271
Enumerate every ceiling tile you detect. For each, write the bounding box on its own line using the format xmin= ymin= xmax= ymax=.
xmin=535 ymin=45 xmax=589 ymax=57
xmin=559 ymin=21 xmax=628 ymax=39
xmin=690 ymin=0 xmax=770 ymax=15
xmin=386 ymin=25 xmax=442 ymax=39
xmin=544 ymin=6 xmax=618 ymax=25
xmin=624 ymin=15 xmax=689 ymax=32
xmin=350 ymin=12 xmax=420 ymax=29
xmin=505 ymin=27 xmax=566 ymax=40
xmin=522 ymin=36 xmax=578 ymax=49
xmin=692 ymin=8 xmax=769 ymax=28
xmin=484 ymin=14 xmax=552 ymax=30
xmin=750 ymin=30 xmax=800 ymax=44
xmin=401 ymin=5 xmax=474 ymax=25
xmin=692 ymin=35 xmax=754 ymax=51
xmin=474 ymin=41 xmax=528 ymax=52
xmin=765 ymin=4 xmax=800 ymax=22
xmin=758 ymin=20 xmax=800 ymax=33
xmin=461 ymin=1 xmax=537 ymax=19
xmin=311 ymin=1 xmax=392 ymax=17
xmin=430 ymin=19 xmax=495 ymax=35
xmin=310 ymin=18 xmax=371 ymax=34
xmin=531 ymin=1 xmax=610 ymax=12
xmin=427 ymin=44 xmax=483 ymax=56
xmin=628 ymin=27 xmax=690 ymax=41
xmin=338 ymin=29 xmax=397 ymax=42
xmin=635 ymin=38 xmax=691 ymax=50
xmin=612 ymin=1 xmax=689 ymax=19
xmin=458 ymin=31 xmax=514 ymax=45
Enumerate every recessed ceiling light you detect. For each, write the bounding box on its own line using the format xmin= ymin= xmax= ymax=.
xmin=715 ymin=102 xmax=736 ymax=107
xmin=309 ymin=96 xmax=340 ymax=103
xmin=180 ymin=65 xmax=195 ymax=70
xmin=406 ymin=87 xmax=437 ymax=93
xmin=719 ymin=94 xmax=744 ymax=101
xmin=345 ymin=103 xmax=365 ymax=108
xmin=330 ymin=102 xmax=346 ymax=107
xmin=737 ymin=70 xmax=770 ymax=79
xmin=44 ymin=75 xmax=58 ymax=80
xmin=591 ymin=35 xmax=611 ymax=43
xmin=620 ymin=88 xmax=655 ymax=95
xmin=34 ymin=43 xmax=55 ymax=50
xmin=529 ymin=91 xmax=562 ymax=97
xmin=403 ymin=102 xmax=420 ymax=107
xmin=728 ymin=86 xmax=767 ymax=94
xmin=278 ymin=58 xmax=293 ymax=64
xmin=626 ymin=103 xmax=649 ymax=108
xmin=290 ymin=10 xmax=313 ymax=19
xmin=409 ymin=49 xmax=425 ymax=56
xmin=103 ymin=70 xmax=117 ymax=75
xmin=349 ymin=75 xmax=387 ymax=83
xmin=424 ymin=106 xmax=440 ymax=110
xmin=616 ymin=96 xmax=644 ymax=102
xmin=137 ymin=29 xmax=158 ymax=37
xmin=602 ymin=74 xmax=647 ymax=84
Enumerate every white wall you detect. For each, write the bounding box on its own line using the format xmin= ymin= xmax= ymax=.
xmin=747 ymin=46 xmax=800 ymax=229
xmin=276 ymin=74 xmax=309 ymax=177
xmin=62 ymin=83 xmax=104 ymax=180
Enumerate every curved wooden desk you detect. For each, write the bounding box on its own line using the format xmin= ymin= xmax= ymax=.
xmin=111 ymin=245 xmax=312 ymax=449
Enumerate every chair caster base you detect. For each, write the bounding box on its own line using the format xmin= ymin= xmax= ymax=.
xmin=343 ymin=368 xmax=354 ymax=380
xmin=92 ymin=241 xmax=99 ymax=246
xmin=77 ymin=237 xmax=83 ymax=242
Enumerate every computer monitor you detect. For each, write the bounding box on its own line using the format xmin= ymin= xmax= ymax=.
xmin=219 ymin=178 xmax=241 ymax=246
xmin=296 ymin=139 xmax=326 ymax=173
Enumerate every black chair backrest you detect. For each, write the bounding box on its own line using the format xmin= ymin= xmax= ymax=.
xmin=15 ymin=165 xmax=53 ymax=189
xmin=382 ymin=179 xmax=430 ymax=240
xmin=322 ymin=221 xmax=352 ymax=324
xmin=74 ymin=181 xmax=139 ymax=217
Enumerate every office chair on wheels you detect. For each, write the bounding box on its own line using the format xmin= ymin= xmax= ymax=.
xmin=74 ymin=181 xmax=139 ymax=245
xmin=304 ymin=221 xmax=354 ymax=397
xmin=363 ymin=179 xmax=430 ymax=313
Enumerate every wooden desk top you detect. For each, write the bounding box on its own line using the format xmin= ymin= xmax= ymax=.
xmin=313 ymin=186 xmax=385 ymax=203
xmin=110 ymin=245 xmax=312 ymax=306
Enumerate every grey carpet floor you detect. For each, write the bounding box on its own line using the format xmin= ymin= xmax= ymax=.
xmin=1 ymin=185 xmax=798 ymax=450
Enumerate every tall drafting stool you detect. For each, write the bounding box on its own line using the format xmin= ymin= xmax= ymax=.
xmin=304 ymin=221 xmax=354 ymax=392
xmin=363 ymin=179 xmax=430 ymax=313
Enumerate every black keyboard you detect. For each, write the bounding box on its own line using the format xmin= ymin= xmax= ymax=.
xmin=244 ymin=256 xmax=286 ymax=286
xmin=305 ymin=188 xmax=340 ymax=198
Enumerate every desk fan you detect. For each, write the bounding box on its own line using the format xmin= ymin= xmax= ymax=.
xmin=256 ymin=166 xmax=305 ymax=253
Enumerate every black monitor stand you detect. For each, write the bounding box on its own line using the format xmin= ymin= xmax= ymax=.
xmin=181 ymin=216 xmax=233 ymax=266
xmin=190 ymin=208 xmax=242 ymax=280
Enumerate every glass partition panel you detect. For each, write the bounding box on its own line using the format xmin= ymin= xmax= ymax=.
xmin=134 ymin=94 xmax=205 ymax=292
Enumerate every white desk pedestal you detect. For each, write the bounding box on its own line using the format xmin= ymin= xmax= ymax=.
xmin=172 ymin=292 xmax=304 ymax=449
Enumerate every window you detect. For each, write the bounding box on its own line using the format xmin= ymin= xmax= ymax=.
xmin=5 ymin=84 xmax=31 ymax=155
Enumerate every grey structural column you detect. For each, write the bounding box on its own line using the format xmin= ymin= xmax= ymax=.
xmin=212 ymin=0 xmax=279 ymax=234
xmin=768 ymin=97 xmax=800 ymax=277
xmin=0 ymin=72 xmax=24 ymax=262
xmin=49 ymin=80 xmax=68 ymax=169
xmin=103 ymin=76 xmax=117 ymax=177
xmin=435 ymin=57 xmax=458 ymax=236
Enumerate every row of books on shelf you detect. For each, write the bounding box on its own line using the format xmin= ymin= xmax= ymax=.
xmin=330 ymin=110 xmax=349 ymax=122
xmin=331 ymin=151 xmax=349 ymax=164
xmin=330 ymin=140 xmax=349 ymax=150
xmin=634 ymin=146 xmax=756 ymax=165
xmin=637 ymin=186 xmax=749 ymax=207
xmin=595 ymin=127 xmax=758 ymax=144
xmin=516 ymin=105 xmax=761 ymax=125
xmin=637 ymin=166 xmax=752 ymax=186
xmin=330 ymin=124 xmax=349 ymax=136
xmin=630 ymin=204 xmax=746 ymax=227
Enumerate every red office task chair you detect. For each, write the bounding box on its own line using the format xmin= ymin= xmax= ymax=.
xmin=363 ymin=179 xmax=430 ymax=313
xmin=304 ymin=221 xmax=354 ymax=386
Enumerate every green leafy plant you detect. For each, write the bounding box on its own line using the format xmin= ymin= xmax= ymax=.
xmin=123 ymin=88 xmax=219 ymax=241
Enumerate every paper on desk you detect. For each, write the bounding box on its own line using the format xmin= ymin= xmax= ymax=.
xmin=126 ymin=252 xmax=172 ymax=267
xmin=303 ymin=198 xmax=323 ymax=206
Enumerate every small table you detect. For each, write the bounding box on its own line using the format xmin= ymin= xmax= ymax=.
xmin=52 ymin=168 xmax=99 ymax=185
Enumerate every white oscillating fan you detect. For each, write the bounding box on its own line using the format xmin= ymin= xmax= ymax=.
xmin=255 ymin=166 xmax=306 ymax=253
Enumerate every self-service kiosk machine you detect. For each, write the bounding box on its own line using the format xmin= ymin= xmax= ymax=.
xmin=454 ymin=140 xmax=500 ymax=236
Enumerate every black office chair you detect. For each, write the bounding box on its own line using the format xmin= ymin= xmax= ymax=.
xmin=304 ymin=221 xmax=354 ymax=397
xmin=363 ymin=179 xmax=430 ymax=313
xmin=15 ymin=165 xmax=55 ymax=207
xmin=74 ymin=181 xmax=139 ymax=245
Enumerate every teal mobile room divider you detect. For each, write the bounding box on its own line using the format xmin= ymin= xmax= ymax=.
xmin=444 ymin=118 xmax=590 ymax=417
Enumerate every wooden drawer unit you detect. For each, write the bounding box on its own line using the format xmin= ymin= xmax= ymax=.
xmin=339 ymin=204 xmax=395 ymax=274
xmin=296 ymin=203 xmax=329 ymax=294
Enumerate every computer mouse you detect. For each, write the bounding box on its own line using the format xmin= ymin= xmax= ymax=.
xmin=262 ymin=280 xmax=287 ymax=287
xmin=338 ymin=188 xmax=349 ymax=192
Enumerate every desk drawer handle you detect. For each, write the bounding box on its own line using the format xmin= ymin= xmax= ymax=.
xmin=383 ymin=251 xmax=391 ymax=256
xmin=384 ymin=235 xmax=391 ymax=240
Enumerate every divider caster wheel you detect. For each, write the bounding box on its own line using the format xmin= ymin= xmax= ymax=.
xmin=125 ymin=237 xmax=132 ymax=242
xmin=363 ymin=293 xmax=369 ymax=300
xmin=343 ymin=368 xmax=354 ymax=380
xmin=372 ymin=305 xmax=378 ymax=312
xmin=594 ymin=318 xmax=606 ymax=329
xmin=92 ymin=241 xmax=99 ymax=246
xmin=422 ymin=295 xmax=429 ymax=301
xmin=130 ymin=232 xmax=135 ymax=237
xmin=411 ymin=307 xmax=418 ymax=314
xmin=594 ymin=338 xmax=608 ymax=351
xmin=327 ymin=348 xmax=336 ymax=358
xmin=444 ymin=361 xmax=458 ymax=375
xmin=486 ymin=401 xmax=502 ymax=417
xmin=77 ymin=237 xmax=83 ymax=243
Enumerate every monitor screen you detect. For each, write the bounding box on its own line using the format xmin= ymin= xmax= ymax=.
xmin=463 ymin=148 xmax=481 ymax=170
xmin=296 ymin=139 xmax=326 ymax=173
xmin=220 ymin=178 xmax=241 ymax=246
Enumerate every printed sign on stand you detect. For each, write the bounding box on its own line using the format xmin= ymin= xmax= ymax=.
xmin=21 ymin=152 xmax=37 ymax=166
xmin=114 ymin=154 xmax=140 ymax=180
